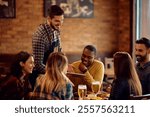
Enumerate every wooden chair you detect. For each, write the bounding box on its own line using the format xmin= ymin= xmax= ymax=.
xmin=130 ymin=94 xmax=150 ymax=100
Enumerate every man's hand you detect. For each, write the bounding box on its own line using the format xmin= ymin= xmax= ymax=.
xmin=79 ymin=63 xmax=87 ymax=73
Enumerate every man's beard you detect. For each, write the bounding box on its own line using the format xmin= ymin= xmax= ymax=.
xmin=136 ymin=55 xmax=146 ymax=62
xmin=50 ymin=23 xmax=59 ymax=31
xmin=50 ymin=23 xmax=56 ymax=30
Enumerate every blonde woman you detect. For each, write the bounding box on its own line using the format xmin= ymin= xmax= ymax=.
xmin=31 ymin=52 xmax=73 ymax=100
xmin=109 ymin=52 xmax=142 ymax=100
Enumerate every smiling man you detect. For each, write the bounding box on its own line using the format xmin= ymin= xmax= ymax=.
xmin=70 ymin=45 xmax=104 ymax=91
xmin=30 ymin=5 xmax=64 ymax=88
xmin=135 ymin=37 xmax=150 ymax=94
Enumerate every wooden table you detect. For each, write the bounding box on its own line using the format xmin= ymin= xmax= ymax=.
xmin=73 ymin=91 xmax=110 ymax=100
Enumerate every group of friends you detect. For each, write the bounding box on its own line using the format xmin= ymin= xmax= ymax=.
xmin=0 ymin=5 xmax=150 ymax=100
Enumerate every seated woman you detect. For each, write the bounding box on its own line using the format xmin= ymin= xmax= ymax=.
xmin=109 ymin=52 xmax=142 ymax=100
xmin=31 ymin=52 xmax=74 ymax=100
xmin=0 ymin=51 xmax=34 ymax=99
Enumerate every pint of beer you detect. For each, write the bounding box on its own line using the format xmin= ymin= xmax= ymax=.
xmin=78 ymin=85 xmax=87 ymax=100
xmin=91 ymin=81 xmax=100 ymax=94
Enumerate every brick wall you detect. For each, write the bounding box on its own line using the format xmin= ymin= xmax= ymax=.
xmin=118 ymin=0 xmax=132 ymax=53
xmin=0 ymin=0 xmax=131 ymax=61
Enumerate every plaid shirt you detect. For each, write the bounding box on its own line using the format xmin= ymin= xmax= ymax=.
xmin=30 ymin=80 xmax=74 ymax=100
xmin=32 ymin=23 xmax=61 ymax=74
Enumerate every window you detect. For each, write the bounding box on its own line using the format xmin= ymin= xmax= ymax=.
xmin=135 ymin=0 xmax=150 ymax=39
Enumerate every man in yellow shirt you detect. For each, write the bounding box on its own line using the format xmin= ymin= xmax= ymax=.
xmin=70 ymin=45 xmax=104 ymax=92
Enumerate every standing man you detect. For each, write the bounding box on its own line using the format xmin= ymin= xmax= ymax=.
xmin=30 ymin=5 xmax=64 ymax=88
xmin=70 ymin=45 xmax=104 ymax=91
xmin=135 ymin=37 xmax=150 ymax=94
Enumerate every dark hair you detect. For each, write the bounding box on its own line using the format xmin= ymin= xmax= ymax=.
xmin=10 ymin=51 xmax=32 ymax=78
xmin=84 ymin=45 xmax=97 ymax=55
xmin=114 ymin=52 xmax=131 ymax=78
xmin=113 ymin=52 xmax=142 ymax=95
xmin=136 ymin=37 xmax=150 ymax=48
xmin=48 ymin=5 xmax=64 ymax=18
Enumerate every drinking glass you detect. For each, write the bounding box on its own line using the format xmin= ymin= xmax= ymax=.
xmin=91 ymin=81 xmax=100 ymax=96
xmin=78 ymin=85 xmax=87 ymax=100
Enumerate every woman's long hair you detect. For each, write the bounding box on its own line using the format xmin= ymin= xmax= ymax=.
xmin=113 ymin=52 xmax=142 ymax=95
xmin=10 ymin=51 xmax=32 ymax=79
xmin=40 ymin=52 xmax=69 ymax=94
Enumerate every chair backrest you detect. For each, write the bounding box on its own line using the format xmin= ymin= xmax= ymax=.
xmin=130 ymin=94 xmax=150 ymax=100
xmin=104 ymin=57 xmax=114 ymax=77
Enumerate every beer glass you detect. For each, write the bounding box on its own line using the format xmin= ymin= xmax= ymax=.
xmin=78 ymin=85 xmax=87 ymax=100
xmin=91 ymin=81 xmax=100 ymax=96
